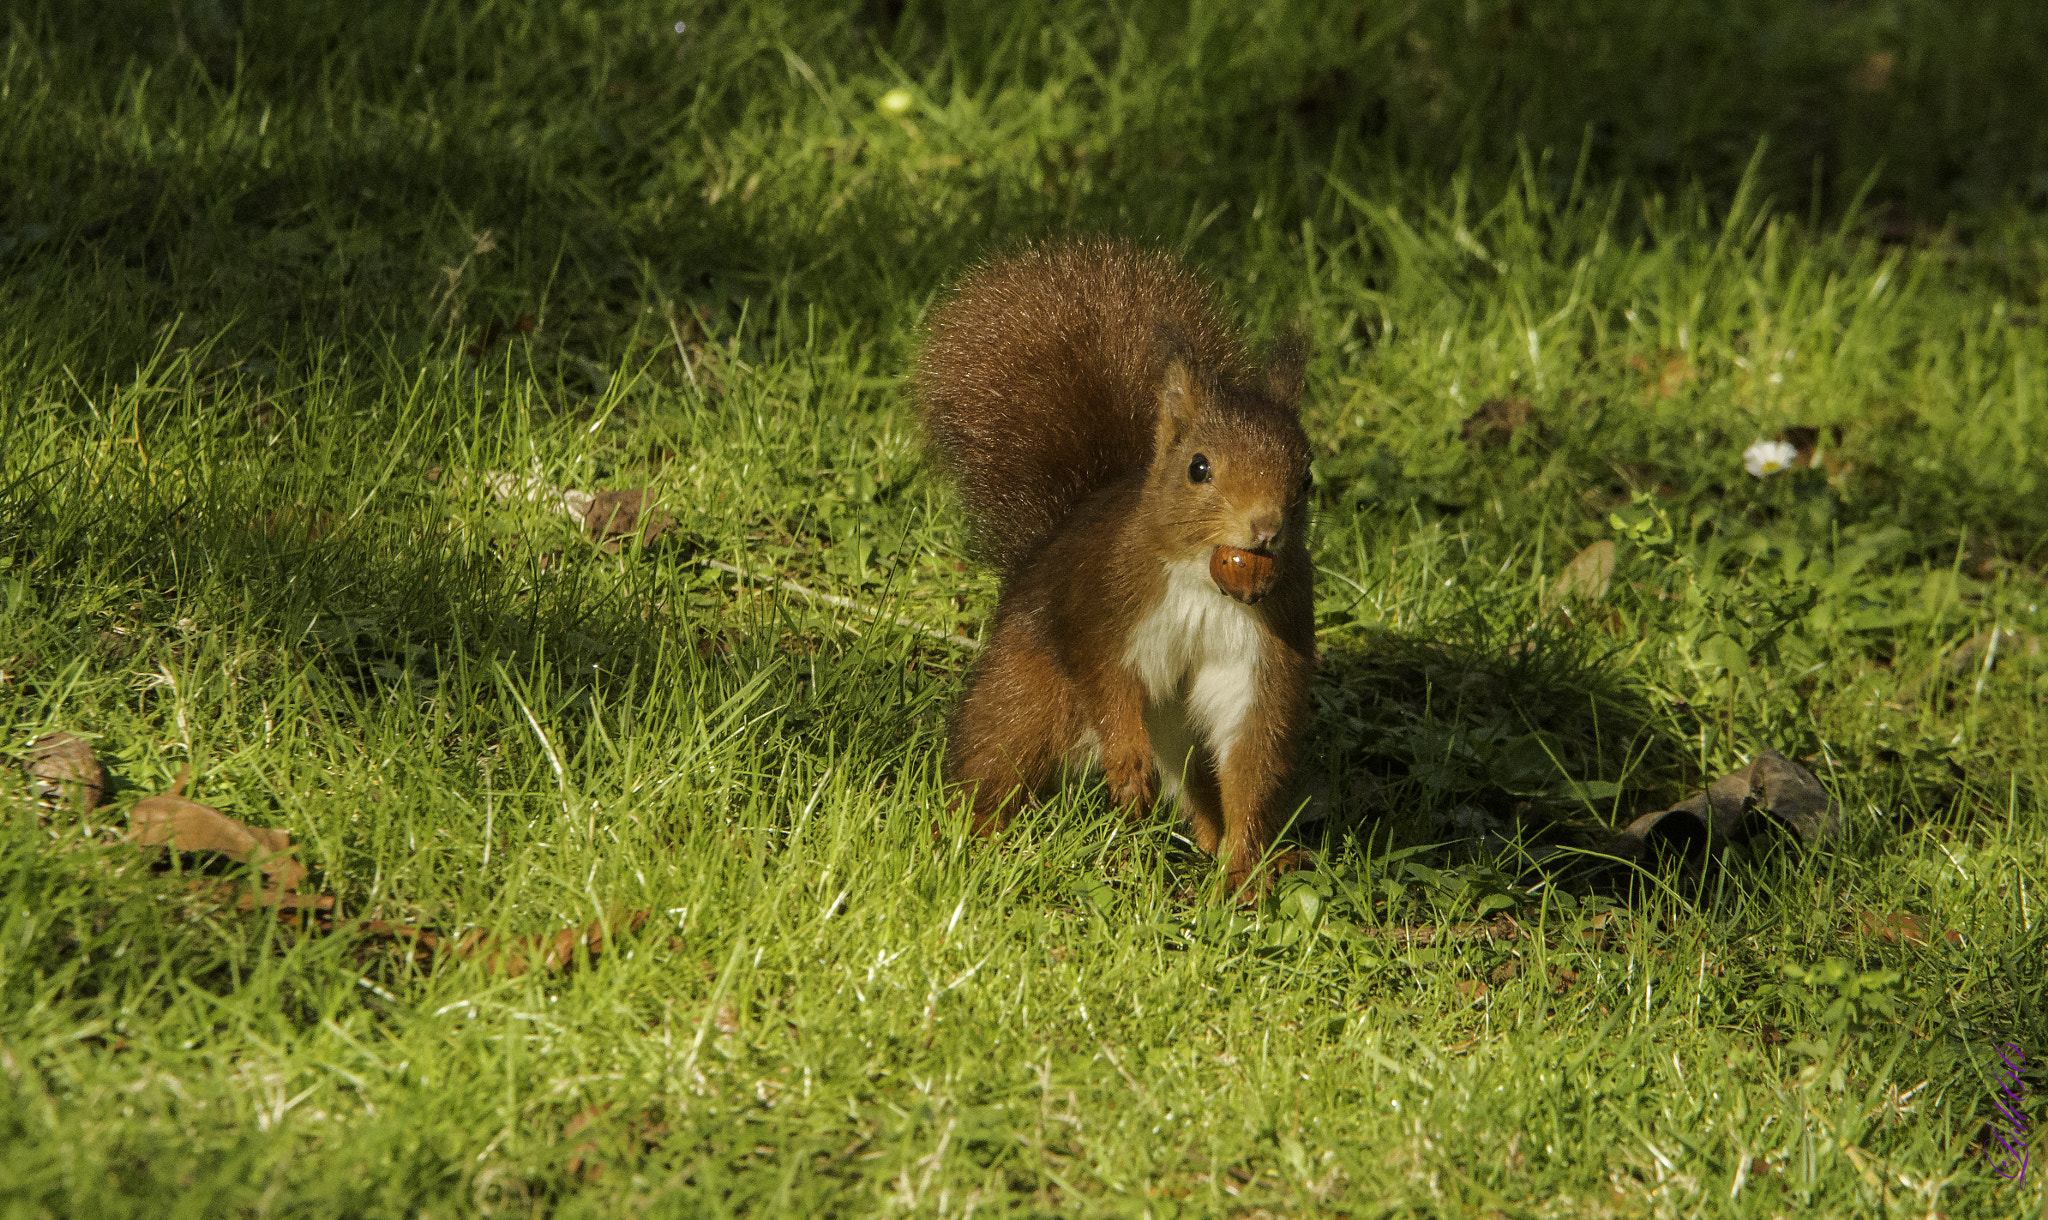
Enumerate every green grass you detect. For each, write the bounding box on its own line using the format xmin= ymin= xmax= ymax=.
xmin=3 ymin=1 xmax=2045 ymax=1215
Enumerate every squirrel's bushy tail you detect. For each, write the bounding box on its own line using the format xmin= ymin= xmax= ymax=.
xmin=917 ymin=239 xmax=1246 ymax=574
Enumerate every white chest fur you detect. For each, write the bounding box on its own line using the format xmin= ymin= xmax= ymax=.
xmin=1121 ymin=558 xmax=1265 ymax=781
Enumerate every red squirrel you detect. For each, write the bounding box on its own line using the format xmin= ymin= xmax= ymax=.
xmin=918 ymin=238 xmax=1316 ymax=898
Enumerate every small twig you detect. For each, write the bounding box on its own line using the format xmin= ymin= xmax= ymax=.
xmin=703 ymin=559 xmax=979 ymax=650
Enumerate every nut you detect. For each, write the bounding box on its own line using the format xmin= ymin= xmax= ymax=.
xmin=1209 ymin=546 xmax=1276 ymax=603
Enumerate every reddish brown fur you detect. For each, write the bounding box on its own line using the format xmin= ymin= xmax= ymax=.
xmin=919 ymin=239 xmax=1316 ymax=900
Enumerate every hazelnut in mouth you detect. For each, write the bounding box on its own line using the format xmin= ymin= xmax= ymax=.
xmin=1209 ymin=545 xmax=1277 ymax=603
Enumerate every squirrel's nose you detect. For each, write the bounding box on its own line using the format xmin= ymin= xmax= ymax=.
xmin=1247 ymin=511 xmax=1283 ymax=549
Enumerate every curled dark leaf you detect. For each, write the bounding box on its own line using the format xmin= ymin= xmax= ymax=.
xmin=584 ymin=488 xmax=680 ymax=552
xmin=1610 ymin=747 xmax=1840 ymax=864
xmin=23 ymin=733 xmax=108 ymax=811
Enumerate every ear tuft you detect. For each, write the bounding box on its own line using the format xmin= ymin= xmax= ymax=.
xmin=1263 ymin=332 xmax=1309 ymax=405
xmin=1160 ymin=359 xmax=1193 ymax=408
xmin=1155 ymin=360 xmax=1195 ymax=448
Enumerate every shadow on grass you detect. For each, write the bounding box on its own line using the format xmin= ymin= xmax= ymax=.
xmin=8 ymin=0 xmax=2047 ymax=392
xmin=1291 ymin=620 xmax=2013 ymax=908
xmin=1302 ymin=624 xmax=1691 ymax=861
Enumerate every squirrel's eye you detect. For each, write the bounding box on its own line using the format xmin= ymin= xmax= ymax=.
xmin=1299 ymin=468 xmax=1313 ymax=494
xmin=1188 ymin=454 xmax=1211 ymax=484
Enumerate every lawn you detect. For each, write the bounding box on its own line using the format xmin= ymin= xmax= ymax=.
xmin=2 ymin=1 xmax=2045 ymax=1215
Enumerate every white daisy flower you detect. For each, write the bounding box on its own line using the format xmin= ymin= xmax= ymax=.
xmin=1743 ymin=439 xmax=1798 ymax=478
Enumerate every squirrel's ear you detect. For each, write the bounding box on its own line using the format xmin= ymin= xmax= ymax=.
xmin=1263 ymin=333 xmax=1308 ymax=405
xmin=1156 ymin=359 xmax=1196 ymax=445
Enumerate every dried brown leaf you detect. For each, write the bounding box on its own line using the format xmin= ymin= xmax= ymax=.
xmin=187 ymin=879 xmax=336 ymax=913
xmin=128 ymin=790 xmax=307 ymax=891
xmin=584 ymin=489 xmax=679 ymax=552
xmin=1850 ymin=50 xmax=1895 ymax=93
xmin=1630 ymin=352 xmax=1695 ymax=400
xmin=561 ymin=1102 xmax=670 ymax=1180
xmin=564 ymin=1105 xmax=610 ymax=1140
xmin=1459 ymin=397 xmax=1534 ymax=449
xmin=1545 ymin=540 xmax=1615 ymax=611
xmin=362 ymin=908 xmax=651 ymax=978
xmin=23 ymin=733 xmax=108 ymax=810
xmin=1779 ymin=425 xmax=1820 ymax=467
xmin=258 ymin=506 xmax=336 ymax=543
xmin=1856 ymin=910 xmax=1931 ymax=946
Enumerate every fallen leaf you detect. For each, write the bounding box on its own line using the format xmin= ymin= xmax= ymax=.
xmin=584 ymin=488 xmax=679 ymax=552
xmin=1455 ymin=978 xmax=1489 ymax=1000
xmin=257 ymin=506 xmax=336 ymax=543
xmin=363 ymin=908 xmax=650 ymax=978
xmin=1544 ymin=540 xmax=1615 ymax=611
xmin=1856 ymin=910 xmax=1930 ymax=946
xmin=1577 ymin=914 xmax=1624 ymax=952
xmin=1850 ymin=50 xmax=1894 ymax=93
xmin=23 ymin=733 xmax=108 ymax=810
xmin=468 ymin=468 xmax=591 ymax=522
xmin=1459 ymin=397 xmax=1534 ymax=449
xmin=564 ymin=1105 xmax=610 ymax=1139
xmin=1778 ymin=425 xmax=1817 ymax=466
xmin=1630 ymin=352 xmax=1694 ymax=400
xmin=128 ymin=788 xmax=308 ymax=892
xmin=188 ymin=879 xmax=336 ymax=913
xmin=562 ymin=1102 xmax=670 ymax=1181
xmin=1611 ymin=747 xmax=1840 ymax=862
